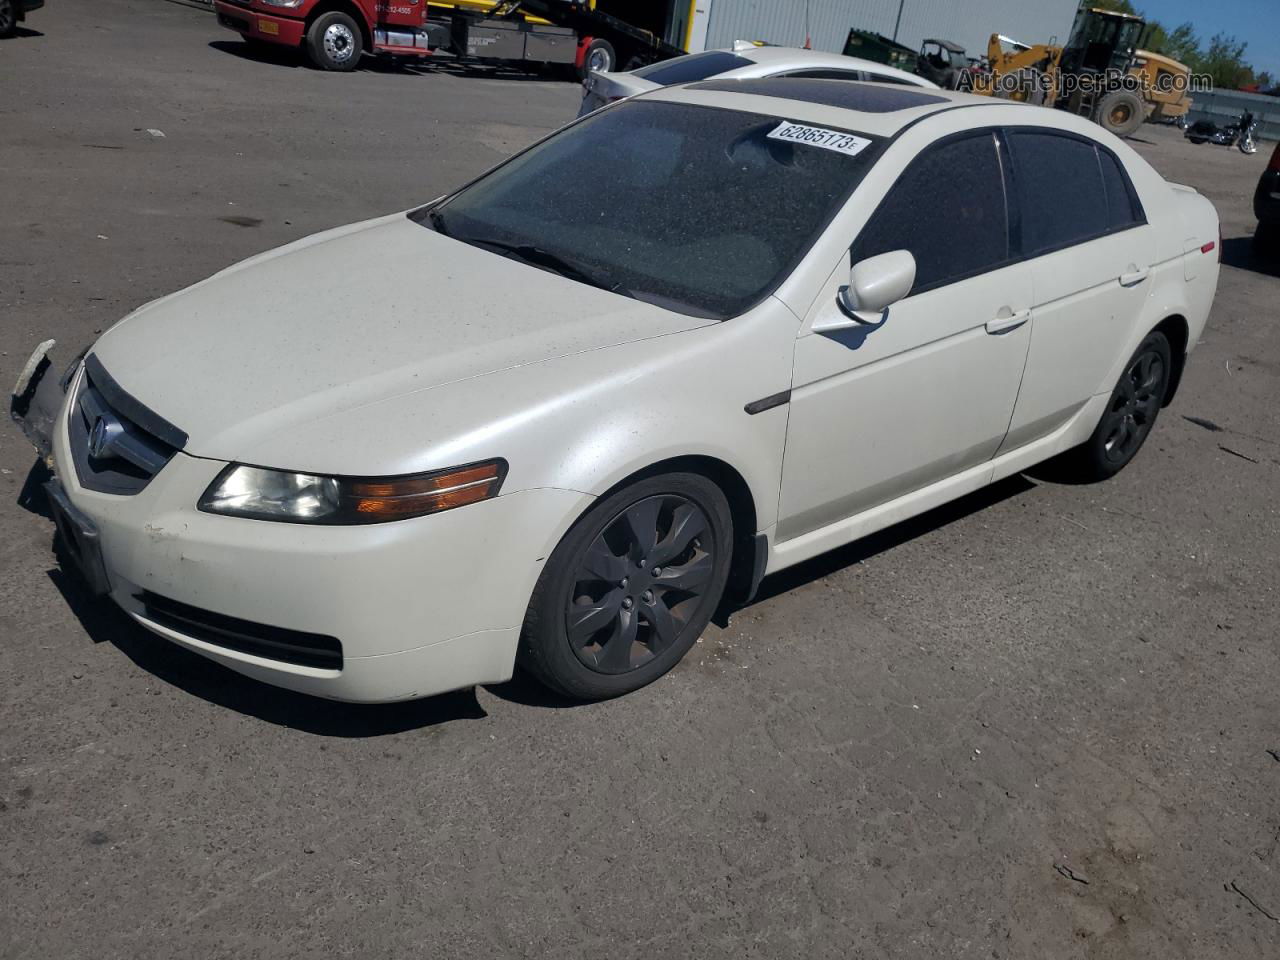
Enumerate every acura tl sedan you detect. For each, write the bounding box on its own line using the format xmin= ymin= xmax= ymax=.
xmin=14 ymin=80 xmax=1220 ymax=703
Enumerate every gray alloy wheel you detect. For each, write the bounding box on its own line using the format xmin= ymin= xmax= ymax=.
xmin=519 ymin=472 xmax=733 ymax=701
xmin=1057 ymin=330 xmax=1171 ymax=482
xmin=566 ymin=494 xmax=716 ymax=675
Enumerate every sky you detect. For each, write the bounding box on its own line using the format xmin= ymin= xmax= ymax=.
xmin=1142 ymin=0 xmax=1279 ymax=80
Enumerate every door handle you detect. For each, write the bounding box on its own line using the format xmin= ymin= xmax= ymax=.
xmin=1120 ymin=266 xmax=1150 ymax=287
xmin=985 ymin=308 xmax=1030 ymax=335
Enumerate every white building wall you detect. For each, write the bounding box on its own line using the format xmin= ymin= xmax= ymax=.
xmin=699 ymin=0 xmax=1079 ymax=63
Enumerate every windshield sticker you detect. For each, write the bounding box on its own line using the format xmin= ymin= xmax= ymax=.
xmin=767 ymin=121 xmax=872 ymax=157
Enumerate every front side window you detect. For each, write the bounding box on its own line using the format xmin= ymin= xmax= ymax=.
xmin=850 ymin=132 xmax=1010 ymax=294
xmin=417 ymin=101 xmax=883 ymax=319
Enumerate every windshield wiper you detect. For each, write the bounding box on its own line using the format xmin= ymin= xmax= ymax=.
xmin=466 ymin=238 xmax=627 ymax=296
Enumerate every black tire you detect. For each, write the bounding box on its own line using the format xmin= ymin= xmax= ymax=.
xmin=578 ymin=38 xmax=615 ymax=80
xmin=0 ymin=0 xmax=17 ymax=38
xmin=519 ymin=472 xmax=733 ymax=701
xmin=1096 ymin=89 xmax=1146 ymax=138
xmin=1059 ymin=331 xmax=1172 ymax=482
xmin=306 ymin=11 xmax=362 ymax=72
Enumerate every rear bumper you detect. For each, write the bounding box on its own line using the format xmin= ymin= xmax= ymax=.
xmin=213 ymin=2 xmax=306 ymax=46
xmin=1255 ymin=170 xmax=1280 ymax=224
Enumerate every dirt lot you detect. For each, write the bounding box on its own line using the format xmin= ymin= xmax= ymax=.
xmin=2 ymin=2 xmax=1278 ymax=957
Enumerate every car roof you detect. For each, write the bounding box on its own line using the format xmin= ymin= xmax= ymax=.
xmin=922 ymin=38 xmax=965 ymax=52
xmin=728 ymin=45 xmax=933 ymax=87
xmin=643 ymin=80 xmax=1030 ymax=139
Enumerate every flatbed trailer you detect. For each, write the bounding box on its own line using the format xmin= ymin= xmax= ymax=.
xmin=213 ymin=0 xmax=695 ymax=76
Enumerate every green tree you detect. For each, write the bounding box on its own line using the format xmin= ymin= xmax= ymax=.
xmin=1160 ymin=23 xmax=1202 ymax=66
xmin=1198 ymin=32 xmax=1252 ymax=89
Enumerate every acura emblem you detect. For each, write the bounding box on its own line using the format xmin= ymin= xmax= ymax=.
xmin=88 ymin=413 xmax=121 ymax=459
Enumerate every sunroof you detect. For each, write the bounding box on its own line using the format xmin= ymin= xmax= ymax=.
xmin=689 ymin=78 xmax=948 ymax=113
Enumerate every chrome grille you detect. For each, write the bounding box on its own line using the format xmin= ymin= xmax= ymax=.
xmin=69 ymin=355 xmax=186 ymax=495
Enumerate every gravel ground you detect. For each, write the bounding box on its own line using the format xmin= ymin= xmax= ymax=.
xmin=2 ymin=2 xmax=1278 ymax=957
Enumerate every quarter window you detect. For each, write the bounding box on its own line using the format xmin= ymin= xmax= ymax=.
xmin=851 ymin=132 xmax=1010 ymax=294
xmin=1097 ymin=148 xmax=1142 ymax=229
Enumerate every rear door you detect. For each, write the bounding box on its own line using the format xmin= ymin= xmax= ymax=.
xmin=999 ymin=129 xmax=1156 ymax=451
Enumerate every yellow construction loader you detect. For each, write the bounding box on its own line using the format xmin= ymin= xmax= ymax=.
xmin=967 ymin=7 xmax=1192 ymax=137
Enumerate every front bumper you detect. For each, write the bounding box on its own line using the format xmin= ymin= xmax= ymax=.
xmin=27 ymin=358 xmax=589 ymax=702
xmin=213 ymin=1 xmax=306 ymax=46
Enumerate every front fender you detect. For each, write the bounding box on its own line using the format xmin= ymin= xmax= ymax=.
xmin=237 ymin=298 xmax=801 ymax=533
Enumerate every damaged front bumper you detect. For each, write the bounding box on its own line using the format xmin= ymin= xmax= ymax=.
xmin=10 ymin=339 xmax=83 ymax=464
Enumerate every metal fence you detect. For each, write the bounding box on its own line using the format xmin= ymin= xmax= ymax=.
xmin=1184 ymin=88 xmax=1280 ymax=143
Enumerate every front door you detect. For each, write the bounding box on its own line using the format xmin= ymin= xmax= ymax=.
xmin=778 ymin=131 xmax=1033 ymax=542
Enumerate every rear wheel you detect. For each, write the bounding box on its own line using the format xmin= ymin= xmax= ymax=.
xmin=306 ymin=11 xmax=362 ymax=71
xmin=1096 ymin=89 xmax=1146 ymax=138
xmin=578 ymin=38 xmax=615 ymax=80
xmin=1058 ymin=331 xmax=1171 ymax=482
xmin=519 ymin=472 xmax=733 ymax=701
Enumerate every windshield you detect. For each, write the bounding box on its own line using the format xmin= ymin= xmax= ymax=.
xmin=413 ymin=101 xmax=882 ymax=319
xmin=630 ymin=51 xmax=754 ymax=85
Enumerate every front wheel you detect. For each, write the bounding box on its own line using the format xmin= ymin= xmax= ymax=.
xmin=1096 ymin=89 xmax=1146 ymax=138
xmin=1058 ymin=331 xmax=1172 ymax=482
xmin=1239 ymin=136 xmax=1257 ymax=155
xmin=306 ymin=11 xmax=362 ymax=71
xmin=519 ymin=472 xmax=733 ymax=701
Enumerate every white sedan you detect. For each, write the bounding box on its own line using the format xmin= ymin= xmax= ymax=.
xmin=16 ymin=80 xmax=1219 ymax=703
xmin=577 ymin=44 xmax=936 ymax=117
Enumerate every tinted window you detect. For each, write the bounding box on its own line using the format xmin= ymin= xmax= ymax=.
xmin=630 ymin=51 xmax=753 ymax=85
xmin=1098 ymin=148 xmax=1142 ymax=229
xmin=782 ymin=68 xmax=918 ymax=86
xmin=781 ymin=69 xmax=865 ymax=81
xmin=693 ymin=77 xmax=946 ymax=111
xmin=1008 ymin=131 xmax=1108 ymax=254
xmin=418 ymin=101 xmax=882 ymax=319
xmin=851 ymin=133 xmax=1010 ymax=294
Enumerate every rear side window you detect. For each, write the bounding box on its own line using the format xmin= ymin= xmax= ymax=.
xmin=851 ymin=132 xmax=1010 ymax=294
xmin=1008 ymin=131 xmax=1140 ymax=255
xmin=630 ymin=51 xmax=753 ymax=85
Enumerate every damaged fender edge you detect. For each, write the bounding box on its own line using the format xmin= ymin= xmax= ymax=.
xmin=10 ymin=339 xmax=83 ymax=465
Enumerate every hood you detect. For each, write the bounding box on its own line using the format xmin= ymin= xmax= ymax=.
xmin=91 ymin=213 xmax=712 ymax=461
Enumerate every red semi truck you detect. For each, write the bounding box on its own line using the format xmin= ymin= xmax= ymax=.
xmin=212 ymin=0 xmax=695 ymax=75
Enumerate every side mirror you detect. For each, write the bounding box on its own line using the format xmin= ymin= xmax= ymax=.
xmin=814 ymin=250 xmax=917 ymax=333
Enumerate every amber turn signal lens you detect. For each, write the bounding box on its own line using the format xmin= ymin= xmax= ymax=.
xmin=347 ymin=461 xmax=504 ymax=520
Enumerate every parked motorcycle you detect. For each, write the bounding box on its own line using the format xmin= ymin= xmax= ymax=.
xmin=1185 ymin=111 xmax=1259 ymax=154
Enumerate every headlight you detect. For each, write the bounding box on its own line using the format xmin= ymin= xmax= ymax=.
xmin=258 ymin=0 xmax=305 ymax=7
xmin=198 ymin=460 xmax=506 ymax=524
